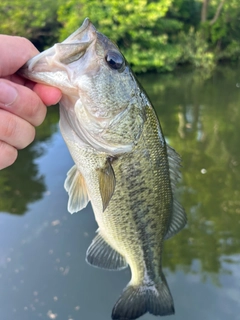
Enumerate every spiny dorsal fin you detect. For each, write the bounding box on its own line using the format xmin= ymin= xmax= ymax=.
xmin=86 ymin=232 xmax=128 ymax=270
xmin=98 ymin=158 xmax=116 ymax=212
xmin=64 ymin=165 xmax=89 ymax=214
xmin=164 ymin=145 xmax=187 ymax=239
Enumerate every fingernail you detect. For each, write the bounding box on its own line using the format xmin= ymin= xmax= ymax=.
xmin=0 ymin=82 xmax=18 ymax=107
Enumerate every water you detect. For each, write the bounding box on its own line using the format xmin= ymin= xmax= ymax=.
xmin=0 ymin=65 xmax=240 ymax=320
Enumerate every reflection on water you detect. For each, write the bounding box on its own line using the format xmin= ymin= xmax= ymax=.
xmin=139 ymin=67 xmax=240 ymax=277
xmin=0 ymin=66 xmax=240 ymax=319
xmin=0 ymin=107 xmax=59 ymax=214
xmin=0 ymin=147 xmax=45 ymax=215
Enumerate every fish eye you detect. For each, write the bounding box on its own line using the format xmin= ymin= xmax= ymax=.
xmin=105 ymin=51 xmax=125 ymax=71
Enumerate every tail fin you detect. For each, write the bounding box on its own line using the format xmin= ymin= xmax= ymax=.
xmin=112 ymin=273 xmax=174 ymax=320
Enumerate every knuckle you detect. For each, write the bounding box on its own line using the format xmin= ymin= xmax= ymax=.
xmin=0 ymin=110 xmax=36 ymax=149
xmin=26 ymin=98 xmax=39 ymax=119
xmin=18 ymin=37 xmax=32 ymax=47
xmin=4 ymin=115 xmax=17 ymax=139
xmin=36 ymin=107 xmax=47 ymax=126
xmin=30 ymin=102 xmax=47 ymax=127
xmin=21 ymin=92 xmax=47 ymax=127
xmin=14 ymin=37 xmax=38 ymax=58
xmin=28 ymin=126 xmax=36 ymax=144
xmin=0 ymin=141 xmax=18 ymax=169
xmin=18 ymin=125 xmax=35 ymax=149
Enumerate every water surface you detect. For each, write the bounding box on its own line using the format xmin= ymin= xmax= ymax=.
xmin=0 ymin=66 xmax=240 ymax=320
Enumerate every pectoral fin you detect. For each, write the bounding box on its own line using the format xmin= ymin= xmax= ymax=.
xmin=86 ymin=232 xmax=127 ymax=270
xmin=64 ymin=165 xmax=89 ymax=214
xmin=98 ymin=159 xmax=116 ymax=212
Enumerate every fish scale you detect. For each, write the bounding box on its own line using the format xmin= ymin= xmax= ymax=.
xmin=92 ymin=104 xmax=171 ymax=284
xmin=19 ymin=17 xmax=187 ymax=320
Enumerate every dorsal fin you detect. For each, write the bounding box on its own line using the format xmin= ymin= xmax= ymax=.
xmin=164 ymin=145 xmax=187 ymax=240
xmin=64 ymin=165 xmax=89 ymax=213
xmin=86 ymin=232 xmax=128 ymax=270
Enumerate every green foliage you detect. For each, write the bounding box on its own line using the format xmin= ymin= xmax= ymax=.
xmin=211 ymin=0 xmax=240 ymax=62
xmin=0 ymin=0 xmax=239 ymax=72
xmin=178 ymin=27 xmax=216 ymax=70
xmin=0 ymin=0 xmax=64 ymax=50
xmin=57 ymin=0 xmax=184 ymax=72
xmin=57 ymin=0 xmax=240 ymax=72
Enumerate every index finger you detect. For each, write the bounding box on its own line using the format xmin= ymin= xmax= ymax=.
xmin=0 ymin=35 xmax=39 ymax=77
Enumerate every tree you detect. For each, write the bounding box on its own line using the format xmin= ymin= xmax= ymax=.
xmin=0 ymin=0 xmax=239 ymax=72
xmin=201 ymin=0 xmax=226 ymax=25
xmin=57 ymin=0 xmax=184 ymax=72
xmin=0 ymin=0 xmax=64 ymax=50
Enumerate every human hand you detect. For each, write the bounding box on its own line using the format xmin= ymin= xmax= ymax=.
xmin=0 ymin=35 xmax=62 ymax=170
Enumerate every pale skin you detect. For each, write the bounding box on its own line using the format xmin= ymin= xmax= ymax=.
xmin=0 ymin=35 xmax=62 ymax=170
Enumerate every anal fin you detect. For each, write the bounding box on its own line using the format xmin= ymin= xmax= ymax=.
xmin=64 ymin=165 xmax=89 ymax=214
xmin=86 ymin=233 xmax=127 ymax=270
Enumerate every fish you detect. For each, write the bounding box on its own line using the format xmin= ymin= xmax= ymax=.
xmin=19 ymin=18 xmax=187 ymax=320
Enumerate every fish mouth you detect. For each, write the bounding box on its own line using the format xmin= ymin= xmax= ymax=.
xmin=18 ymin=18 xmax=96 ymax=90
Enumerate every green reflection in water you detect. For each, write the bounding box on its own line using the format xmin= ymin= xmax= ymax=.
xmin=0 ymin=67 xmax=240 ymax=281
xmin=0 ymin=105 xmax=59 ymax=215
xmin=139 ymin=66 xmax=240 ymax=277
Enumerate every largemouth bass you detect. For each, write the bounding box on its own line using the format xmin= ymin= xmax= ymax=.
xmin=19 ymin=18 xmax=187 ymax=319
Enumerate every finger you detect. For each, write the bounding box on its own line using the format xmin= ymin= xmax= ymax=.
xmin=0 ymin=141 xmax=18 ymax=170
xmin=0 ymin=109 xmax=35 ymax=149
xmin=0 ymin=36 xmax=39 ymax=77
xmin=0 ymin=79 xmax=47 ymax=127
xmin=33 ymin=83 xmax=62 ymax=106
xmin=2 ymin=76 xmax=62 ymax=106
